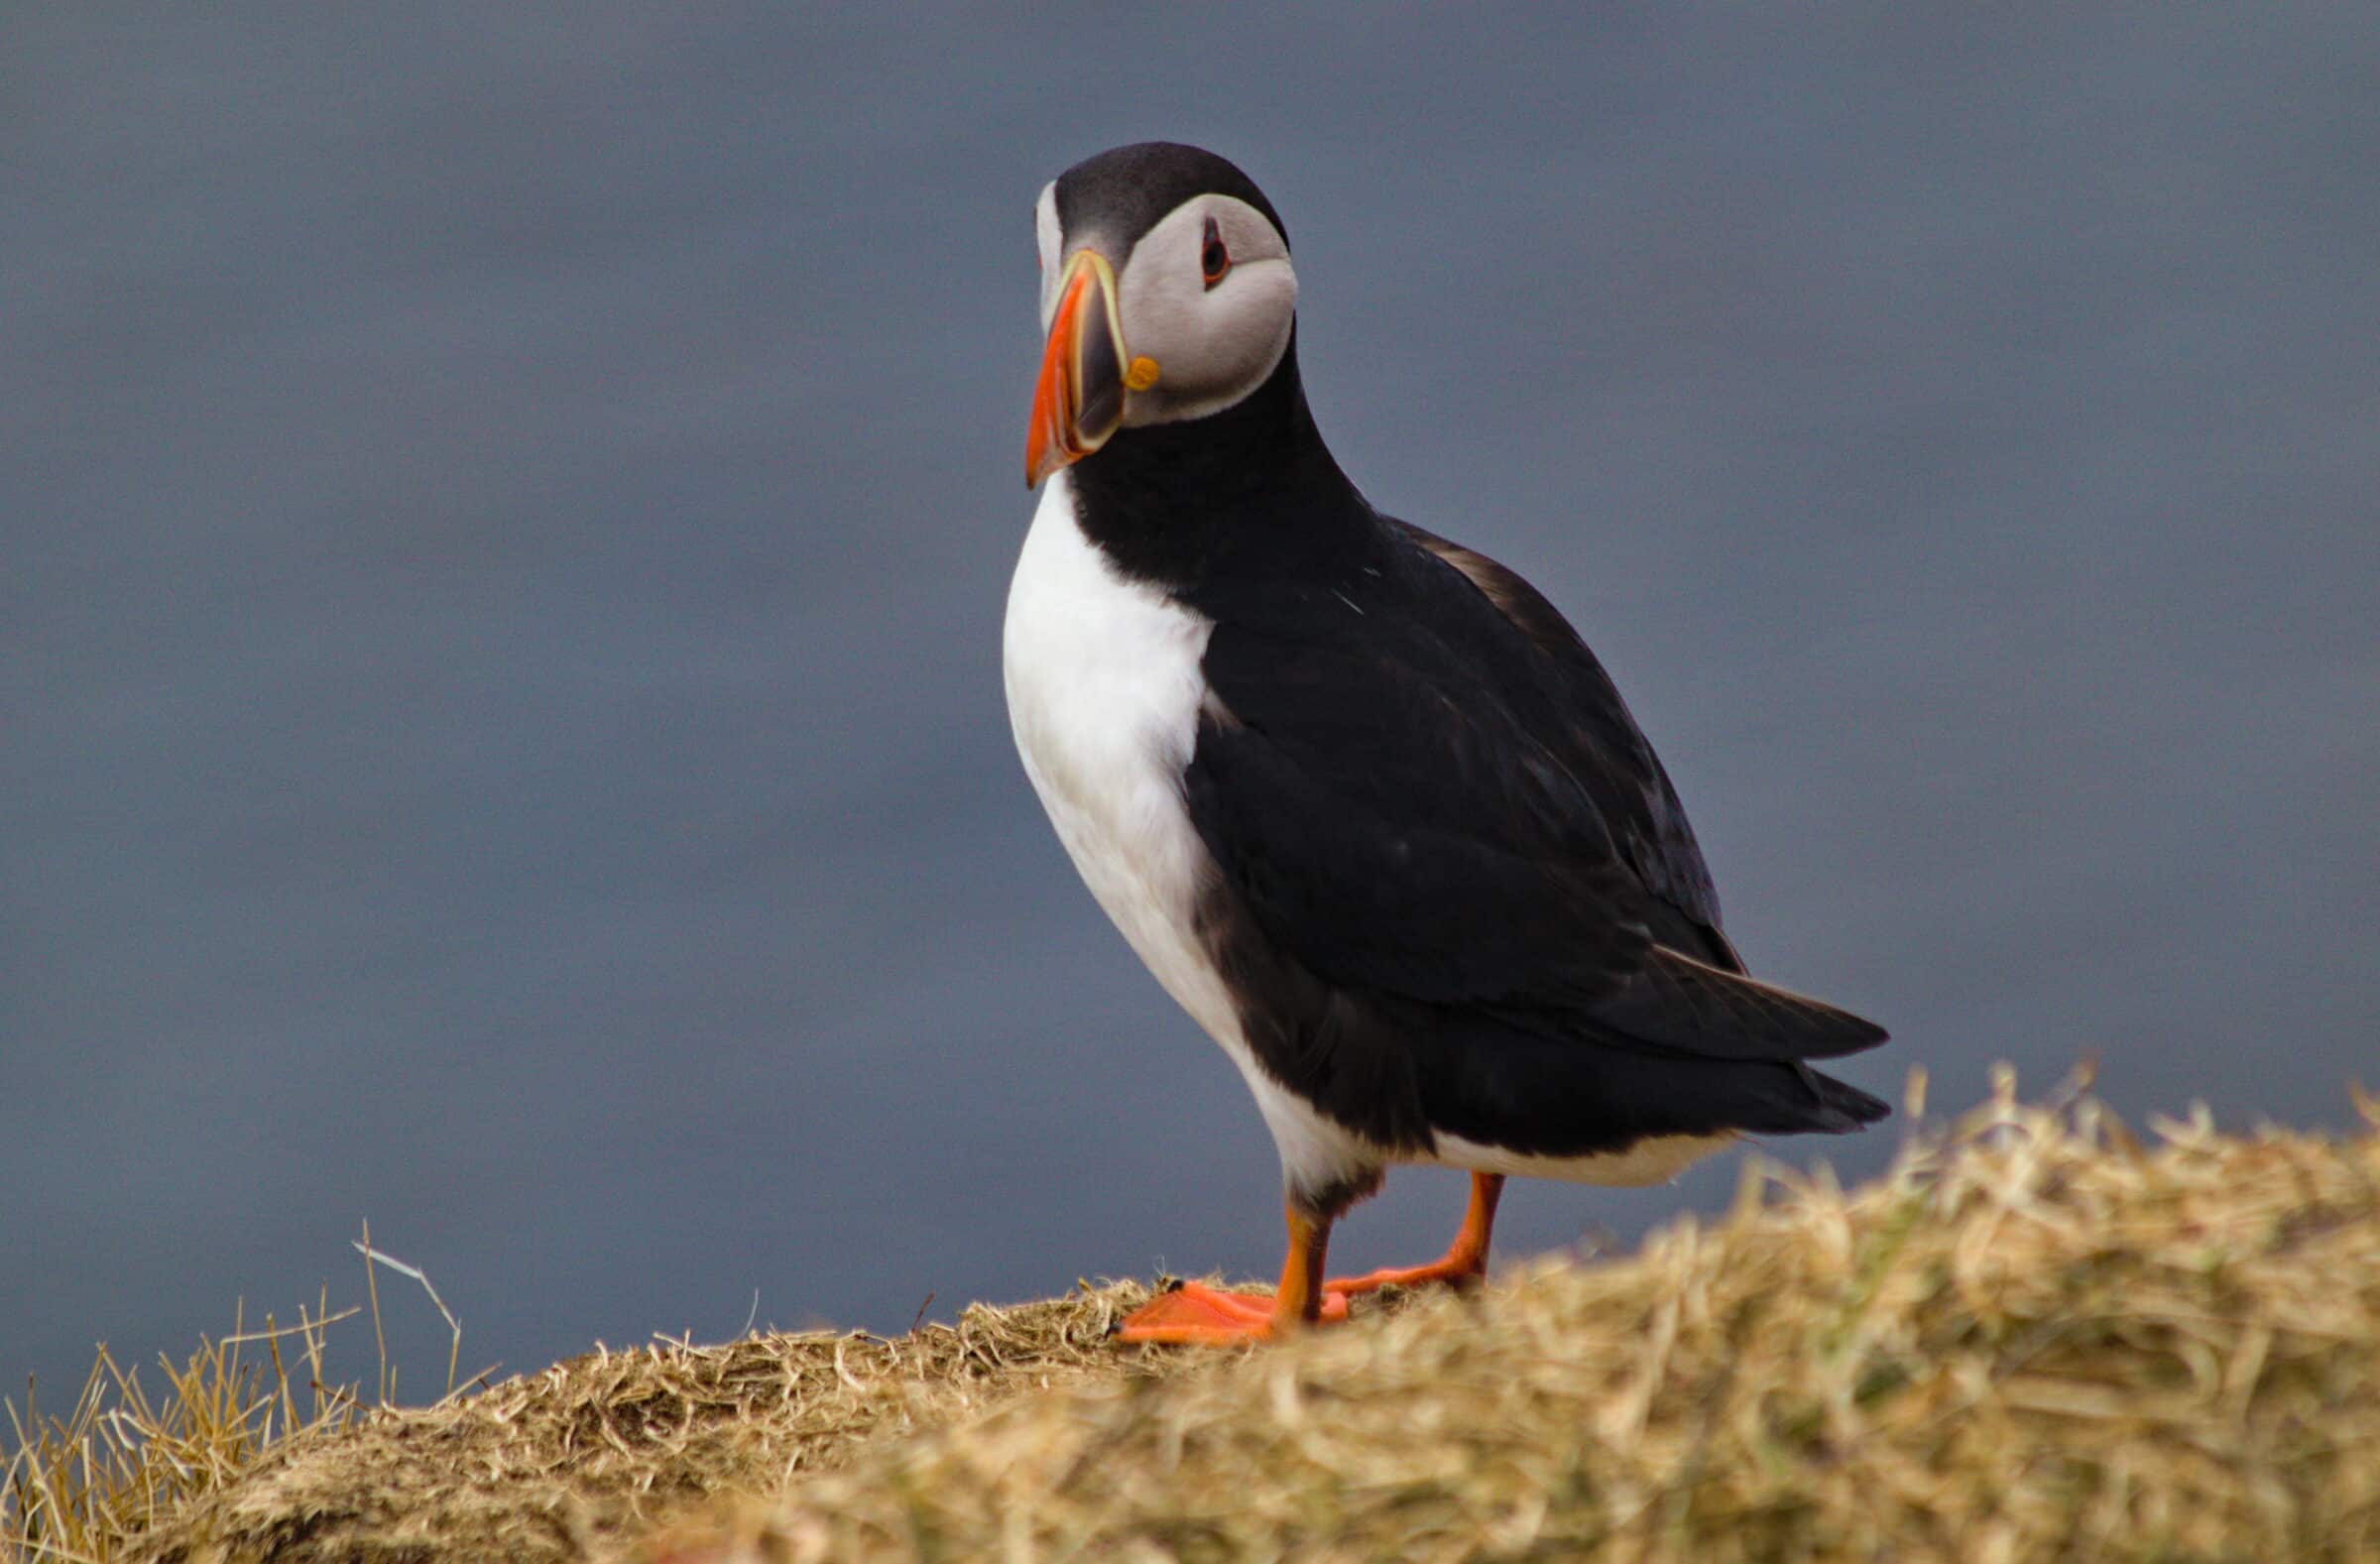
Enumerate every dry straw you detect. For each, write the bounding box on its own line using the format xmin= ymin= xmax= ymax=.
xmin=12 ymin=1071 xmax=2378 ymax=1563
xmin=22 ymin=1283 xmax=1183 ymax=1564
xmin=683 ymin=1070 xmax=2380 ymax=1563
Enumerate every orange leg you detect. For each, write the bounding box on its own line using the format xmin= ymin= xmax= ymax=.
xmin=1325 ymin=1172 xmax=1504 ymax=1297
xmin=1118 ymin=1201 xmax=1348 ymax=1346
xmin=1118 ymin=1173 xmax=1507 ymax=1348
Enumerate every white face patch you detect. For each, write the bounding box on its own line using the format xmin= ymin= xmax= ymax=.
xmin=1033 ymin=181 xmax=1064 ymax=330
xmin=1032 ymin=188 xmax=1298 ymax=429
xmin=1113 ymin=194 xmax=1297 ymax=425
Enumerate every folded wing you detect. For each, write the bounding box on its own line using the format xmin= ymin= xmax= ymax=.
xmin=1188 ymin=541 xmax=1888 ymax=1069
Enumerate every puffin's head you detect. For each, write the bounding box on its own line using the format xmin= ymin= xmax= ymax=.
xmin=1025 ymin=142 xmax=1297 ymax=487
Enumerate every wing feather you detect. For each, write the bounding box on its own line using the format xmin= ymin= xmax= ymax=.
xmin=1187 ymin=528 xmax=1887 ymax=1067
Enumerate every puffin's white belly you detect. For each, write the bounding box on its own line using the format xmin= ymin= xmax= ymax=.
xmin=1003 ymin=475 xmax=1228 ymax=1038
xmin=1003 ymin=474 xmax=1380 ymax=1193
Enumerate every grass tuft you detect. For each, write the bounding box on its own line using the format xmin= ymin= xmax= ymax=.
xmin=4 ymin=1233 xmax=480 ymax=1564
xmin=4 ymin=1298 xmax=363 ymax=1564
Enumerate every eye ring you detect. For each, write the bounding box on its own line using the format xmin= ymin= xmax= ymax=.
xmin=1200 ymin=216 xmax=1231 ymax=289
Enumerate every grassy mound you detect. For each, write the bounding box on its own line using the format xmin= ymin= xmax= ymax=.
xmin=12 ymin=1074 xmax=2378 ymax=1562
xmin=667 ymin=1075 xmax=2380 ymax=1562
xmin=53 ymin=1287 xmax=1185 ymax=1564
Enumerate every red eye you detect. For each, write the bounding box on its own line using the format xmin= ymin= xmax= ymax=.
xmin=1200 ymin=216 xmax=1231 ymax=288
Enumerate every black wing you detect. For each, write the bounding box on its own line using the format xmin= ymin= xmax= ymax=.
xmin=1189 ymin=628 xmax=1652 ymax=1011
xmin=1187 ymin=527 xmax=1885 ymax=1065
xmin=1396 ymin=521 xmax=1735 ymax=964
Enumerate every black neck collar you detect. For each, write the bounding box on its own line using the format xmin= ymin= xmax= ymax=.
xmin=1063 ymin=334 xmax=1371 ymax=595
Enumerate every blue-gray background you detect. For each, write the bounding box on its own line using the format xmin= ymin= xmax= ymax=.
xmin=7 ymin=6 xmax=2375 ymax=1401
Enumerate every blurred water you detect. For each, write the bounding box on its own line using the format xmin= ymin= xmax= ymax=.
xmin=5 ymin=5 xmax=2375 ymax=1400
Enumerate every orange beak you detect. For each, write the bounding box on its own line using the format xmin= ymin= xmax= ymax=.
xmin=1025 ymin=250 xmax=1128 ymax=487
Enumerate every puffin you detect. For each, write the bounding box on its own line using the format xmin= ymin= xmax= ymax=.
xmin=1004 ymin=142 xmax=1890 ymax=1347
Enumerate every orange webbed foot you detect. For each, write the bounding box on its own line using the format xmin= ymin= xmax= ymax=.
xmin=1322 ymin=1252 xmax=1488 ymax=1299
xmin=1117 ymin=1281 xmax=1349 ymax=1346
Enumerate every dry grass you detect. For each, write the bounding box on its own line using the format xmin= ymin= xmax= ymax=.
xmin=111 ymin=1286 xmax=1182 ymax=1564
xmin=4 ymin=1281 xmax=1184 ymax=1564
xmin=3 ymin=1296 xmax=368 ymax=1564
xmin=12 ymin=1072 xmax=2379 ymax=1563
xmin=676 ymin=1071 xmax=2380 ymax=1563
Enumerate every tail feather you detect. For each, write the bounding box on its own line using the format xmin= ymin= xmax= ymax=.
xmin=1794 ymin=1061 xmax=1892 ymax=1133
xmin=1417 ymin=1012 xmax=1889 ymax=1161
xmin=1585 ymin=946 xmax=1890 ymax=1063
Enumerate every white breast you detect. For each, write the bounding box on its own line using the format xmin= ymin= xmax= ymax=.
xmin=1003 ymin=475 xmax=1227 ymax=1037
xmin=1003 ymin=474 xmax=1382 ymax=1196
